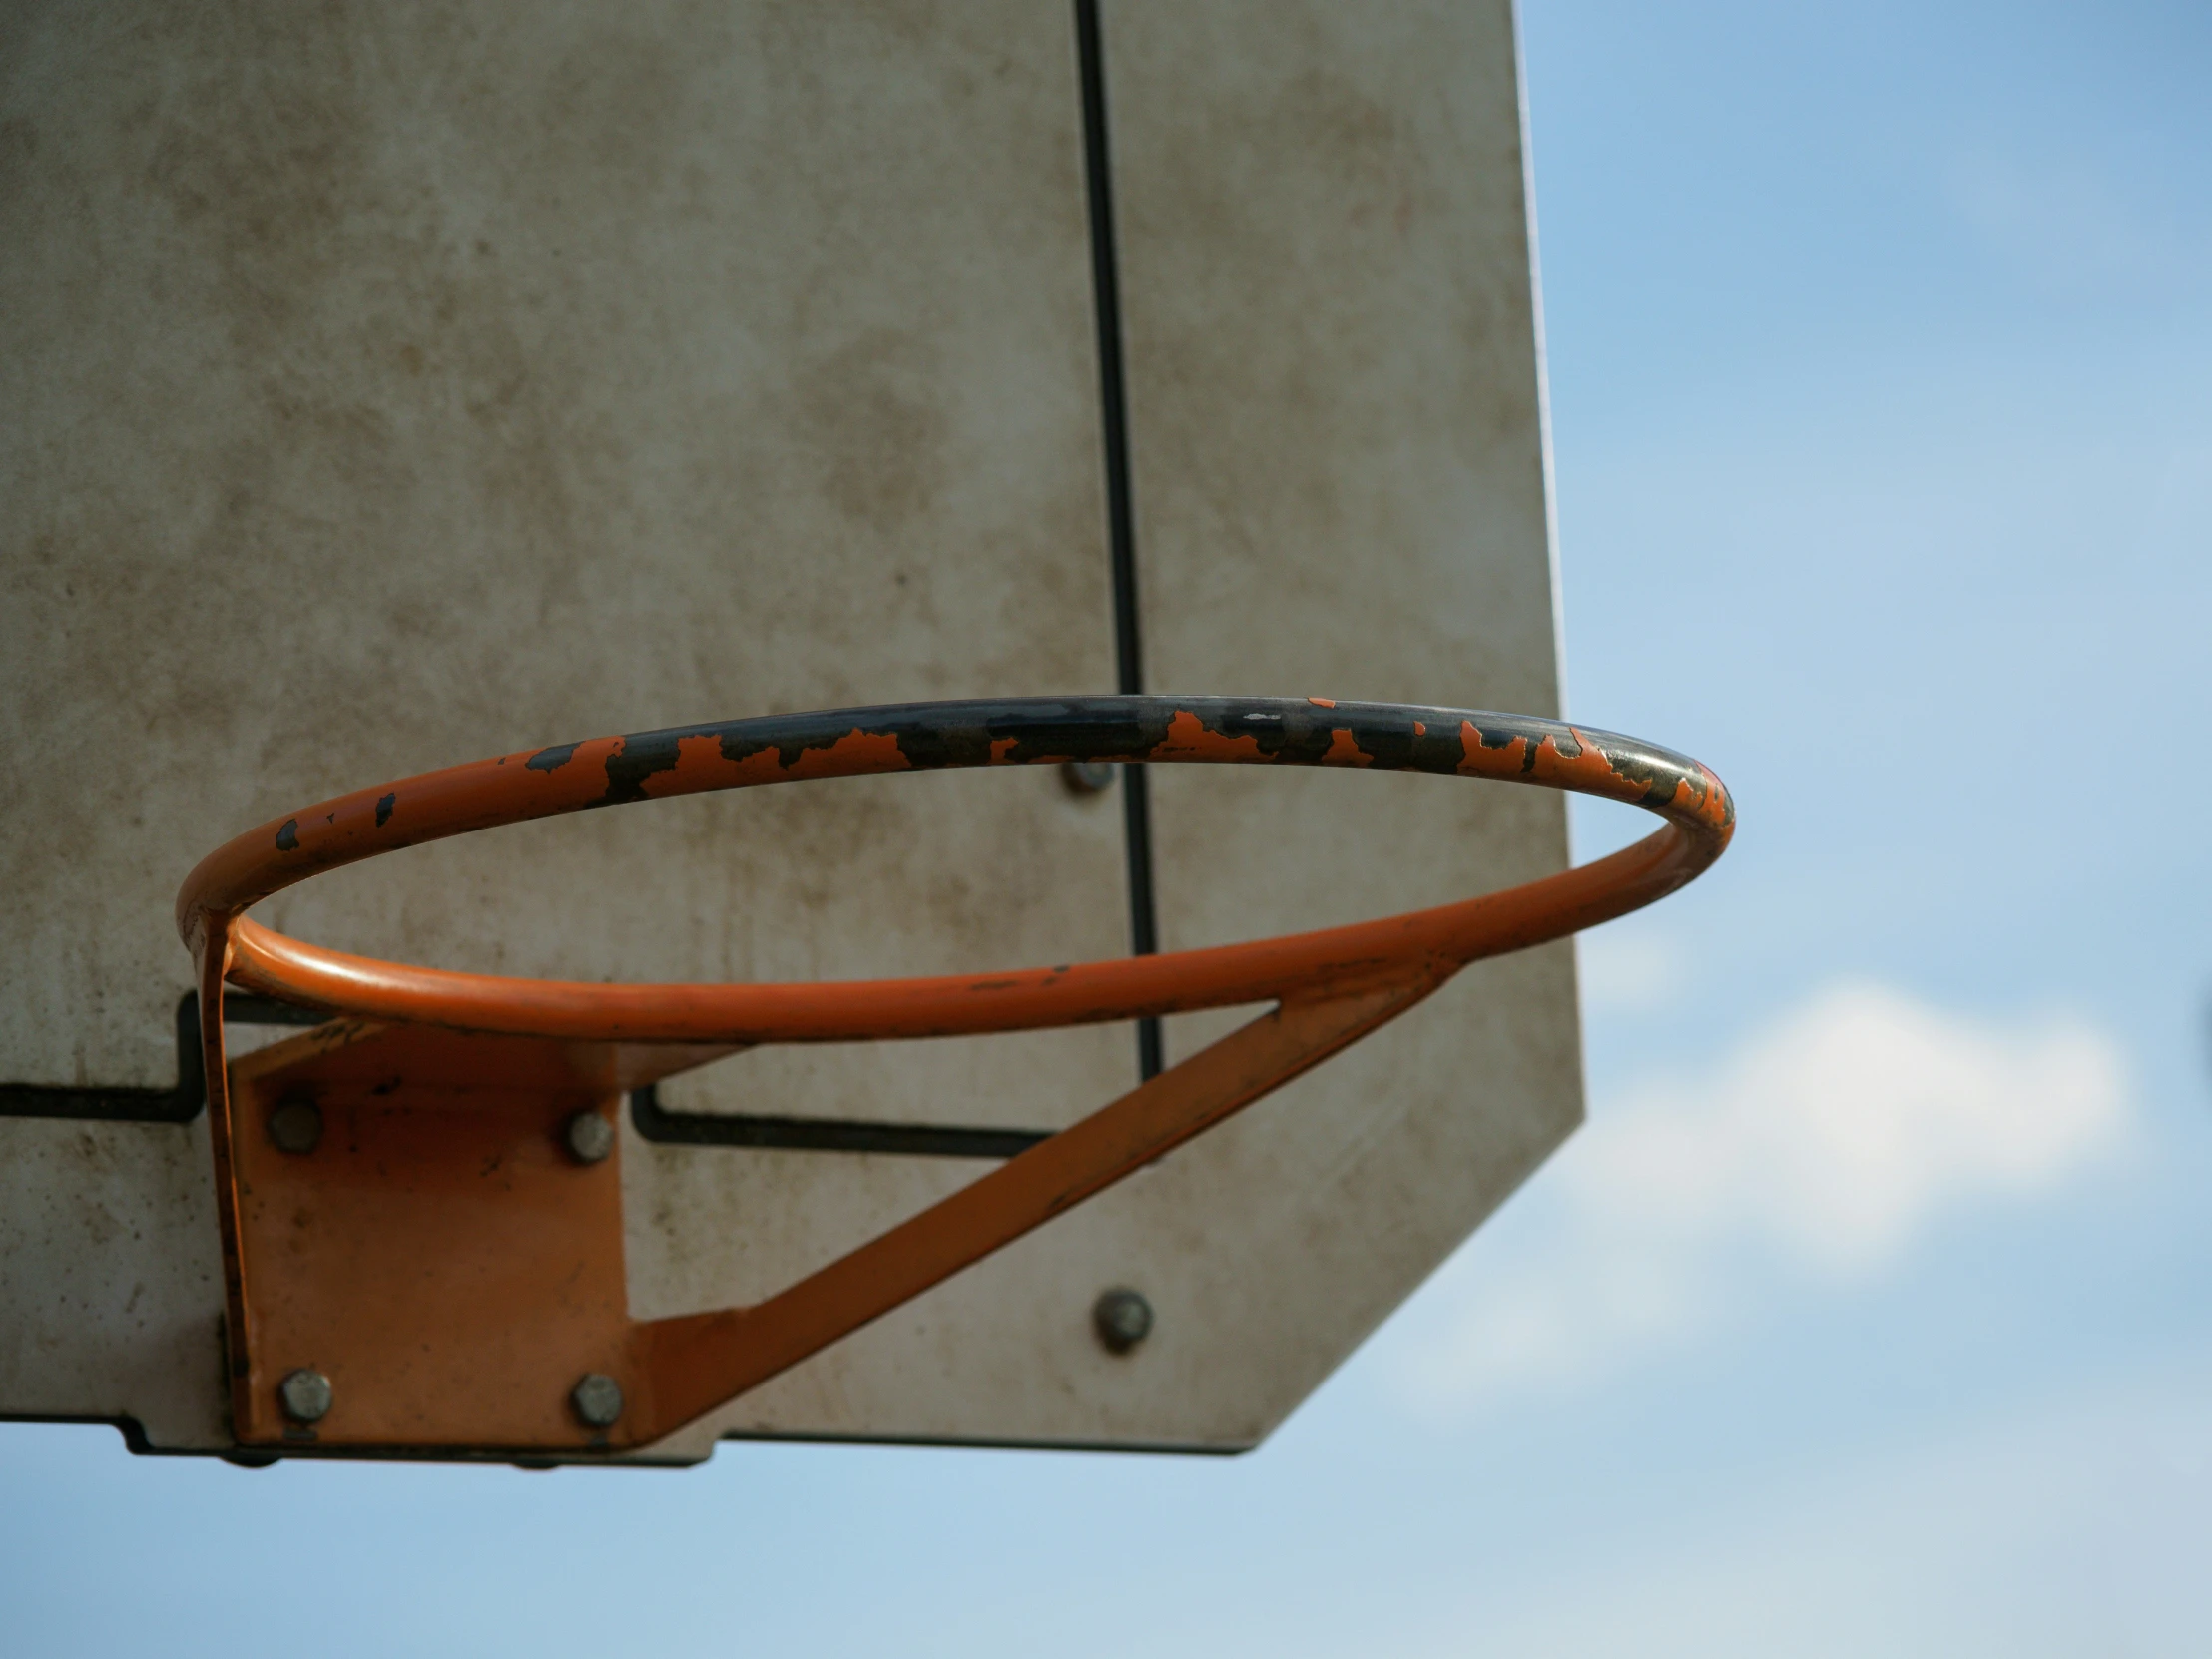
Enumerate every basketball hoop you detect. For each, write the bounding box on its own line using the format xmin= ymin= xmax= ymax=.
xmin=177 ymin=696 xmax=1732 ymax=1454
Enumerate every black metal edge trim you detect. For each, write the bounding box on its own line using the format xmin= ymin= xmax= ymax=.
xmin=0 ymin=991 xmax=331 ymax=1124
xmin=1076 ymin=0 xmax=1164 ymax=1082
xmin=0 ymin=1411 xmax=1243 ymax=1466
xmin=716 ymin=1427 xmax=1249 ymax=1457
xmin=0 ymin=1413 xmax=701 ymax=1468
xmin=630 ymin=1085 xmax=1051 ymax=1160
xmin=1121 ymin=762 xmax=1163 ymax=1080
xmin=1076 ymin=0 xmax=1142 ymax=705
xmin=0 ymin=1415 xmax=1247 ymax=1468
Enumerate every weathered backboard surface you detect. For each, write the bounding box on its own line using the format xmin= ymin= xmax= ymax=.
xmin=0 ymin=0 xmax=1577 ymax=1459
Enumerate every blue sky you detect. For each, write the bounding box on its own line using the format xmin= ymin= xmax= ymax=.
xmin=8 ymin=2 xmax=2209 ymax=1652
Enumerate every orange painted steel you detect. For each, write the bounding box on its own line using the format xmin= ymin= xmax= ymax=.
xmin=221 ymin=1019 xmax=643 ymax=1450
xmin=177 ymin=697 xmax=1733 ymax=1455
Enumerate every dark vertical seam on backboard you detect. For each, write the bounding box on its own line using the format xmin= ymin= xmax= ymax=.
xmin=1076 ymin=0 xmax=1163 ymax=1082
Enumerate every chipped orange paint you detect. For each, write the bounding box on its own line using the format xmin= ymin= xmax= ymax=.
xmin=783 ymin=727 xmax=911 ymax=781
xmin=648 ymin=733 xmax=737 ymax=794
xmin=721 ymin=742 xmax=795 ymax=788
xmin=1149 ymin=708 xmax=1270 ymax=762
xmin=1320 ymin=729 xmax=1372 ymax=767
xmin=1455 ymin=720 xmax=1535 ymax=784
xmin=1454 ymin=719 xmax=1697 ymax=813
xmin=1307 ymin=696 xmax=1337 ymax=708
xmin=990 ymin=737 xmax=1019 ymax=762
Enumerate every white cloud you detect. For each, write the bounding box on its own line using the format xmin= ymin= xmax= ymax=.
xmin=1397 ymin=982 xmax=2133 ymax=1412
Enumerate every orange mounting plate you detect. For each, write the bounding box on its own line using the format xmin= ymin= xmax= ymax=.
xmin=178 ymin=695 xmax=1732 ymax=1457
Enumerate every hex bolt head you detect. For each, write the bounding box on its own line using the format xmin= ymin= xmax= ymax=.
xmin=1093 ymin=1288 xmax=1154 ymax=1355
xmin=563 ymin=1109 xmax=615 ymax=1165
xmin=571 ymin=1372 xmax=624 ymax=1429
xmin=277 ymin=1367 xmax=332 ymax=1424
xmin=267 ymin=1097 xmax=322 ymax=1156
xmin=1060 ymin=759 xmax=1117 ymax=796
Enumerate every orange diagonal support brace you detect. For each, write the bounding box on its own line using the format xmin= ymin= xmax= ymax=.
xmin=626 ymin=978 xmax=1430 ymax=1442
